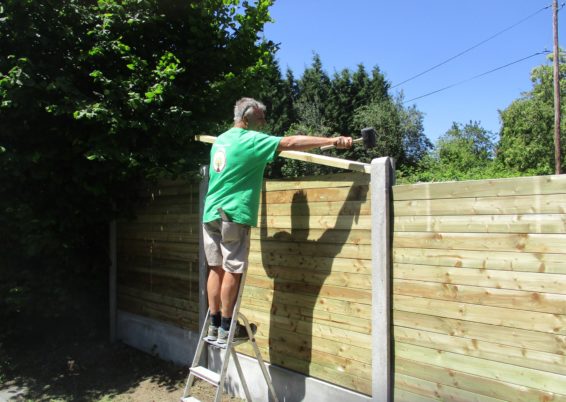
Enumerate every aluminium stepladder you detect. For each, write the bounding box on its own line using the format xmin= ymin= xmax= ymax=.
xmin=181 ymin=268 xmax=279 ymax=402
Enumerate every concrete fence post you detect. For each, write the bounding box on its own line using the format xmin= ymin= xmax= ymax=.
xmin=370 ymin=157 xmax=395 ymax=402
xmin=198 ymin=165 xmax=210 ymax=360
xmin=109 ymin=210 xmax=117 ymax=343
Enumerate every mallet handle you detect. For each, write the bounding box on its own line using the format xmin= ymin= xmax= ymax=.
xmin=320 ymin=137 xmax=363 ymax=151
xmin=195 ymin=135 xmax=371 ymax=174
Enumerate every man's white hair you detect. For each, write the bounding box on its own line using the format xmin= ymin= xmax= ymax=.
xmin=234 ymin=97 xmax=266 ymax=123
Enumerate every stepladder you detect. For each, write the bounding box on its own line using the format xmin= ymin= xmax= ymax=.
xmin=181 ymin=269 xmax=279 ymax=402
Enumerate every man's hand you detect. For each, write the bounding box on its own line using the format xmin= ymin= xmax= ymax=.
xmin=334 ymin=136 xmax=353 ymax=149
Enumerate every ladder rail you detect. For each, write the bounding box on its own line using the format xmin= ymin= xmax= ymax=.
xmin=231 ymin=348 xmax=252 ymax=401
xmin=183 ymin=266 xmax=278 ymax=402
xmin=239 ymin=313 xmax=280 ymax=402
xmin=183 ymin=310 xmax=211 ymax=397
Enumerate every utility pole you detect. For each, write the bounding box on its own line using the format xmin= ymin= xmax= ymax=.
xmin=553 ymin=0 xmax=562 ymax=174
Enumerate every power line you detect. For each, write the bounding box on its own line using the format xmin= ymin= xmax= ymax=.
xmin=392 ymin=4 xmax=553 ymax=89
xmin=403 ymin=50 xmax=551 ymax=104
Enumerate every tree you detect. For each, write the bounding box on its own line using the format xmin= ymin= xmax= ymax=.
xmin=351 ymin=95 xmax=431 ymax=166
xmin=498 ymin=53 xmax=566 ymax=174
xmin=400 ymin=121 xmax=522 ymax=183
xmin=0 ymin=0 xmax=275 ymax=320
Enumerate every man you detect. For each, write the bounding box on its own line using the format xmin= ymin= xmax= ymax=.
xmin=202 ymin=97 xmax=352 ymax=343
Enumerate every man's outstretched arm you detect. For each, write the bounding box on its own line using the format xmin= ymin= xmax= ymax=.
xmin=277 ymin=135 xmax=352 ymax=151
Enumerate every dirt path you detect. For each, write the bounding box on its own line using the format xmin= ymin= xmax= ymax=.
xmin=0 ymin=331 xmax=243 ymax=402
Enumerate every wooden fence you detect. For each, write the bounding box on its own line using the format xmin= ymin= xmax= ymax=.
xmin=115 ymin=172 xmax=566 ymax=401
xmin=391 ymin=174 xmax=566 ymax=401
xmin=116 ymin=181 xmax=201 ymax=332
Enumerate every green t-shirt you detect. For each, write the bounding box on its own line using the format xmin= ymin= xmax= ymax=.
xmin=203 ymin=127 xmax=282 ymax=226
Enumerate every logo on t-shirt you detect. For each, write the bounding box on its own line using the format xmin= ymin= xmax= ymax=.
xmin=212 ymin=149 xmax=226 ymax=173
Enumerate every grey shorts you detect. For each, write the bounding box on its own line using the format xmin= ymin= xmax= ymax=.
xmin=203 ymin=219 xmax=251 ymax=273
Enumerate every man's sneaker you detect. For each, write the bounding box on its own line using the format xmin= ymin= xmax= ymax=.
xmin=205 ymin=325 xmax=218 ymax=341
xmin=217 ymin=322 xmax=257 ymax=344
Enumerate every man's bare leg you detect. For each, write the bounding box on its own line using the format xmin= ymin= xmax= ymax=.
xmin=207 ymin=265 xmax=224 ymax=314
xmin=221 ymin=272 xmax=241 ymax=318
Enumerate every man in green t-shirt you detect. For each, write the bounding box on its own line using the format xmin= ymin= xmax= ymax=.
xmin=203 ymin=97 xmax=352 ymax=343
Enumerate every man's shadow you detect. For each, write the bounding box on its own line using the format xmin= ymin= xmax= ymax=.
xmin=259 ymin=180 xmax=368 ymax=401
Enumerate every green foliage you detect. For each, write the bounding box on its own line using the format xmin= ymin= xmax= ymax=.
xmin=399 ymin=121 xmax=521 ymax=183
xmin=0 ymin=0 xmax=274 ymax=321
xmin=497 ymin=52 xmax=566 ymax=174
xmin=269 ymin=55 xmax=430 ymax=178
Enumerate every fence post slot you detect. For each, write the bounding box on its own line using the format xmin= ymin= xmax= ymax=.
xmin=371 ymin=157 xmax=395 ymax=402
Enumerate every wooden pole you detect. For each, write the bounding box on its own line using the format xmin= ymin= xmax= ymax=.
xmin=195 ymin=135 xmax=371 ymax=174
xmin=553 ymin=0 xmax=562 ymax=174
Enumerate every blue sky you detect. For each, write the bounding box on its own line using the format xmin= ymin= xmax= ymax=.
xmin=262 ymin=1 xmax=563 ymax=143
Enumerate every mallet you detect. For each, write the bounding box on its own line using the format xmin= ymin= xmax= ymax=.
xmin=320 ymin=127 xmax=377 ymax=151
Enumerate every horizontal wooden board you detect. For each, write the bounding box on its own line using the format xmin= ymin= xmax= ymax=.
xmin=395 ymin=357 xmax=562 ymax=402
xmin=119 ymin=226 xmax=371 ymax=245
xmin=393 ymin=174 xmax=566 ymax=200
xmin=392 ymin=247 xmax=566 ymax=274
xmin=122 ymin=213 xmax=200 ymax=224
xmin=118 ymin=286 xmax=199 ymax=315
xmin=135 ymin=195 xmax=199 ymax=210
xmin=393 ymin=263 xmax=566 ymax=295
xmin=394 ymin=372 xmax=506 ymax=402
xmin=234 ymin=313 xmax=371 ymax=379
xmin=257 ymin=214 xmax=371 ymax=230
xmin=117 ymin=270 xmax=198 ymax=301
xmin=118 ymin=229 xmax=199 ymax=244
xmin=242 ymin=285 xmax=371 ymax=319
xmin=237 ymin=340 xmax=371 ymax=395
xmin=393 ymin=310 xmax=566 ymax=356
xmin=394 ymin=326 xmax=566 ymax=376
xmin=395 ymin=342 xmax=566 ymax=395
xmin=263 ymin=185 xmax=369 ymax=204
xmin=393 ymin=388 xmax=436 ymax=402
xmin=247 ymin=263 xmax=372 ymax=290
xmin=248 ymin=252 xmax=371 ymax=275
xmin=263 ymin=173 xmax=370 ymax=192
xmin=241 ymin=295 xmax=371 ymax=336
xmin=118 ymin=239 xmax=199 ymax=262
xmin=250 ymin=239 xmax=371 ymax=260
xmin=394 ymin=193 xmax=566 ymax=216
xmin=133 ymin=202 xmax=200 ymax=216
xmin=253 ymin=227 xmax=371 ymax=245
xmin=118 ymin=255 xmax=198 ymax=272
xmin=394 ymin=278 xmax=566 ymax=314
xmin=393 ymin=232 xmax=566 ymax=254
xmin=393 ymin=294 xmax=566 ymax=335
xmin=118 ymin=294 xmax=198 ymax=330
xmin=238 ymin=309 xmax=370 ymax=364
xmin=246 ymin=274 xmax=371 ymax=305
xmin=119 ymin=263 xmax=198 ymax=282
xmin=394 ymin=214 xmax=566 ymax=234
xmin=258 ymin=200 xmax=371 ymax=217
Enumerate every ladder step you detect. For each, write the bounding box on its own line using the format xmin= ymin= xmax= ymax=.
xmin=180 ymin=397 xmax=201 ymax=402
xmin=189 ymin=366 xmax=220 ymax=386
xmin=204 ymin=337 xmax=247 ymax=349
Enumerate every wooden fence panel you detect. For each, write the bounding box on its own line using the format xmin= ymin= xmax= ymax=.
xmin=117 ymin=180 xmax=201 ymax=332
xmin=238 ymin=173 xmax=372 ymax=396
xmin=392 ymin=174 xmax=566 ymax=401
